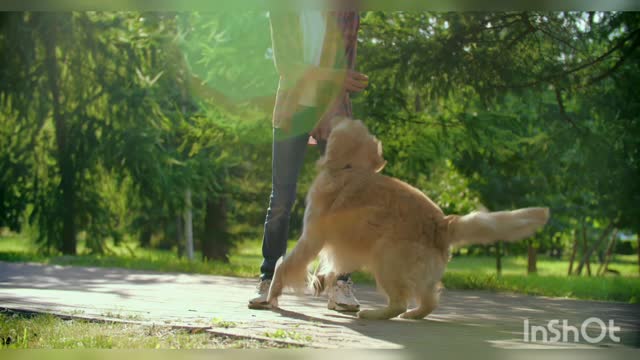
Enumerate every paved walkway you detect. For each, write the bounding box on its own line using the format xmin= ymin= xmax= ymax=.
xmin=0 ymin=261 xmax=638 ymax=351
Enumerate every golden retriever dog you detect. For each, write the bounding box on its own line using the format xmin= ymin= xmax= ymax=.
xmin=267 ymin=117 xmax=550 ymax=320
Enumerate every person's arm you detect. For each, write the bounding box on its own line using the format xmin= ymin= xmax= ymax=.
xmin=312 ymin=12 xmax=367 ymax=140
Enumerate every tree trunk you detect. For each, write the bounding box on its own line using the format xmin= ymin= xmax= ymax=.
xmin=568 ymin=230 xmax=579 ymax=275
xmin=583 ymin=224 xmax=592 ymax=276
xmin=43 ymin=14 xmax=76 ymax=255
xmin=598 ymin=228 xmax=618 ymax=276
xmin=576 ymin=223 xmax=613 ymax=276
xmin=139 ymin=226 xmax=152 ymax=248
xmin=527 ymin=240 xmax=537 ymax=274
xmin=202 ymin=196 xmax=230 ymax=262
xmin=637 ymin=233 xmax=640 ymax=275
xmin=576 ymin=222 xmax=589 ymax=275
xmin=415 ymin=93 xmax=423 ymax=112
xmin=175 ymin=216 xmax=184 ymax=257
xmin=495 ymin=241 xmax=502 ymax=276
xmin=184 ymin=189 xmax=194 ymax=261
xmin=60 ymin=160 xmax=76 ymax=255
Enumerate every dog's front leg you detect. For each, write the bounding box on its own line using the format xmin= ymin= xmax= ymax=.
xmin=267 ymin=257 xmax=285 ymax=308
xmin=267 ymin=232 xmax=324 ymax=308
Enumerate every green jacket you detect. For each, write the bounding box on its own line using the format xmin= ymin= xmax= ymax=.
xmin=269 ymin=12 xmax=347 ymax=130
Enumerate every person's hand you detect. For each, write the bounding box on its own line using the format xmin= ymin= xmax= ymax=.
xmin=310 ymin=115 xmax=333 ymax=141
xmin=343 ymin=70 xmax=369 ymax=92
xmin=307 ymin=68 xmax=369 ymax=92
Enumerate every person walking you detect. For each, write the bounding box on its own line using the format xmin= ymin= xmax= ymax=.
xmin=248 ymin=9 xmax=368 ymax=311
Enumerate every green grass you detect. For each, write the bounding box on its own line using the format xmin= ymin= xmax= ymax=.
xmin=0 ymin=312 xmax=291 ymax=349
xmin=100 ymin=311 xmax=144 ymax=321
xmin=0 ymin=233 xmax=261 ymax=278
xmin=447 ymin=253 xmax=639 ymax=277
xmin=1 ymin=233 xmax=638 ymax=303
xmin=441 ymin=272 xmax=639 ymax=303
xmin=210 ymin=318 xmax=237 ymax=329
xmin=263 ymin=329 xmax=312 ymax=343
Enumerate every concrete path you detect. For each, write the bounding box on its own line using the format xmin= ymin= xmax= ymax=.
xmin=0 ymin=261 xmax=638 ymax=351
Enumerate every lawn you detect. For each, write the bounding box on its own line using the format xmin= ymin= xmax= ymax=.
xmin=0 ymin=234 xmax=639 ymax=304
xmin=447 ymin=253 xmax=639 ymax=277
xmin=0 ymin=311 xmax=290 ymax=349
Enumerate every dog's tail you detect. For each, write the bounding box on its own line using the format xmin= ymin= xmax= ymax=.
xmin=445 ymin=207 xmax=550 ymax=246
xmin=309 ymin=250 xmax=337 ymax=296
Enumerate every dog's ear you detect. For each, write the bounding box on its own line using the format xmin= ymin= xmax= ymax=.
xmin=374 ymin=160 xmax=387 ymax=173
xmin=372 ymin=139 xmax=387 ymax=173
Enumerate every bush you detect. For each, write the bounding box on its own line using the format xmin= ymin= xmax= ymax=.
xmin=615 ymin=240 xmax=635 ymax=255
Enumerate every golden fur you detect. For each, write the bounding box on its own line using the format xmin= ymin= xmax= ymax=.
xmin=267 ymin=117 xmax=550 ymax=320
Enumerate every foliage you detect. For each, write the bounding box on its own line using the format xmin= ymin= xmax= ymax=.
xmin=0 ymin=11 xmax=638 ymax=277
xmin=354 ymin=11 xmax=640 ymax=269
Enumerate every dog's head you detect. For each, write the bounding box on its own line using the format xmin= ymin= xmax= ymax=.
xmin=318 ymin=117 xmax=386 ymax=173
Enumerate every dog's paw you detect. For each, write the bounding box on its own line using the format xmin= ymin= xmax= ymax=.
xmin=269 ymin=297 xmax=279 ymax=309
xmin=357 ymin=309 xmax=393 ymax=320
xmin=267 ymin=279 xmax=284 ymax=304
xmin=399 ymin=310 xmax=427 ymax=320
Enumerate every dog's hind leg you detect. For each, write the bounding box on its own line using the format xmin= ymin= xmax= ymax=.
xmin=267 ymin=234 xmax=324 ymax=305
xmin=399 ymin=284 xmax=440 ymax=320
xmin=357 ymin=269 xmax=408 ymax=320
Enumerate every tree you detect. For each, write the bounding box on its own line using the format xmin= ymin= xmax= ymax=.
xmin=1 ymin=12 xmax=201 ymax=254
xmin=2 ymin=11 xmax=638 ymax=270
xmin=354 ymin=11 xmax=640 ymax=274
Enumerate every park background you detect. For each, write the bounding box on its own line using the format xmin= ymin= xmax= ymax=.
xmin=1 ymin=11 xmax=639 ymax=308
